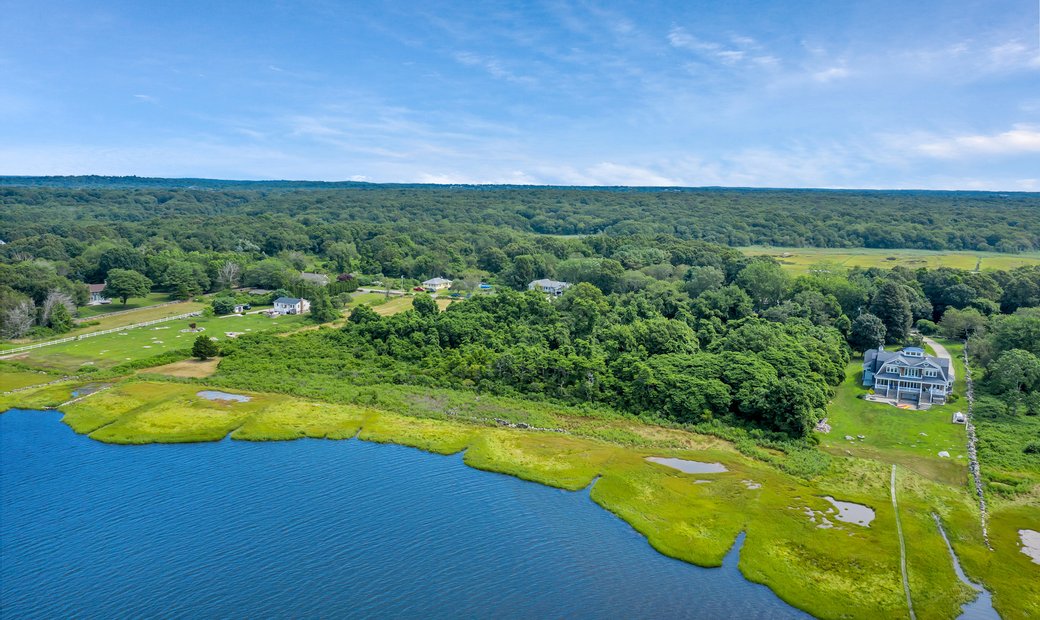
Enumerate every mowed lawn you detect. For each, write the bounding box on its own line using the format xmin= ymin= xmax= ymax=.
xmin=740 ymin=246 xmax=1040 ymax=274
xmin=820 ymin=341 xmax=970 ymax=486
xmin=371 ymin=295 xmax=456 ymax=316
xmin=74 ymin=292 xmax=178 ymax=318
xmin=7 ymin=312 xmax=308 ymax=372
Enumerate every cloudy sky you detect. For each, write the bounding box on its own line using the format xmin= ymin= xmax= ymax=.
xmin=1 ymin=0 xmax=1038 ymax=188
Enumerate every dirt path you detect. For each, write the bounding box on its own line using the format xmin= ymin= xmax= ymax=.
xmin=921 ymin=337 xmax=954 ymax=381
xmin=891 ymin=465 xmax=916 ymax=620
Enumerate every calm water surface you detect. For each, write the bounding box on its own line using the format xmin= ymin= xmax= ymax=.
xmin=0 ymin=408 xmax=815 ymax=619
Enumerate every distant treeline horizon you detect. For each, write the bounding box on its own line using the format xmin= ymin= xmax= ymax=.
xmin=2 ymin=174 xmax=1038 ymax=195
xmin=1 ymin=177 xmax=1037 ymax=252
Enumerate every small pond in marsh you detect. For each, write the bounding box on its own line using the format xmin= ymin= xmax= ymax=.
xmin=196 ymin=390 xmax=251 ymax=402
xmin=646 ymin=456 xmax=728 ymax=474
xmin=821 ymin=496 xmax=875 ymax=527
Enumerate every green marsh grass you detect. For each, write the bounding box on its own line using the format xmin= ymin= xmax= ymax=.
xmin=7 ymin=380 xmax=1034 ymax=620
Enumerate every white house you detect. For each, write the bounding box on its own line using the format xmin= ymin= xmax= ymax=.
xmin=273 ymin=296 xmax=310 ymax=315
xmin=422 ymin=277 xmax=453 ymax=292
xmin=87 ymin=283 xmax=110 ymax=305
xmin=528 ymin=278 xmax=571 ymax=296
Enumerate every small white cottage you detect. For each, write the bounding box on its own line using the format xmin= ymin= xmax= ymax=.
xmin=422 ymin=277 xmax=453 ymax=292
xmin=273 ymin=296 xmax=310 ymax=315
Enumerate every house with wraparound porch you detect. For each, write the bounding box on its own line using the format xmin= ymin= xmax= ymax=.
xmin=862 ymin=346 xmax=953 ymax=406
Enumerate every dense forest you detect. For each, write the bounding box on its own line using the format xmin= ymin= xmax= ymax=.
xmin=2 ymin=178 xmax=1039 ymax=444
xmin=2 ymin=178 xmax=1038 ymax=251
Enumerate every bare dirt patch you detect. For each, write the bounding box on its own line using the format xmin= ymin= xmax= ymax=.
xmin=140 ymin=358 xmax=220 ymax=378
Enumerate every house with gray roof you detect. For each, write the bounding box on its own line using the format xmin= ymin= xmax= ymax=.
xmin=528 ymin=278 xmax=571 ymax=296
xmin=273 ymin=296 xmax=310 ymax=315
xmin=863 ymin=346 xmax=953 ymax=406
xmin=422 ymin=277 xmax=453 ymax=292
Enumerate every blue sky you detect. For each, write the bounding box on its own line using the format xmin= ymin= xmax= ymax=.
xmin=1 ymin=1 xmax=1038 ymax=189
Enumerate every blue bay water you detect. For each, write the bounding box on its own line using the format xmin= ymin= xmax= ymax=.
xmin=0 ymin=408 xmax=813 ymax=619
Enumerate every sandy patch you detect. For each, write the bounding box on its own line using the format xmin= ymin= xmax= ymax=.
xmin=140 ymin=357 xmax=220 ymax=378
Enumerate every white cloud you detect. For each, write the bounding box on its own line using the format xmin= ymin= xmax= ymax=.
xmin=133 ymin=94 xmax=157 ymax=103
xmin=812 ymin=66 xmax=849 ymax=82
xmin=453 ymin=51 xmax=537 ymax=85
xmin=916 ymin=125 xmax=1040 ymax=158
xmin=987 ymin=40 xmax=1040 ymax=70
xmin=668 ymin=27 xmax=778 ymax=70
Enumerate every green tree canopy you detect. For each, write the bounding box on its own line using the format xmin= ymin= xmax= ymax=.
xmin=105 ymin=269 xmax=152 ymax=305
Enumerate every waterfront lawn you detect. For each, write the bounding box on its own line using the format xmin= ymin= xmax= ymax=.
xmin=8 ymin=312 xmax=308 ymax=373
xmin=820 ymin=360 xmax=969 ymax=486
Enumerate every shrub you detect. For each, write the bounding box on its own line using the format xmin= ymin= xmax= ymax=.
xmin=192 ymin=335 xmax=220 ymax=360
xmin=916 ymin=319 xmax=937 ymax=335
xmin=212 ymin=296 xmax=237 ymax=315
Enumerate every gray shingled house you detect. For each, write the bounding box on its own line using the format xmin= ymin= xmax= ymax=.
xmin=862 ymin=346 xmax=953 ymax=406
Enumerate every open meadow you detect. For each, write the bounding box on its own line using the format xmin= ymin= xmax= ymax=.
xmin=740 ymin=246 xmax=1040 ymax=274
xmin=2 ymin=312 xmax=308 ymax=373
xmin=74 ymin=292 xmax=179 ymax=318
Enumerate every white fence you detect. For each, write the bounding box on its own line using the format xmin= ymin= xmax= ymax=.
xmin=1 ymin=312 xmax=202 ymax=357
xmin=73 ymin=300 xmax=188 ymax=324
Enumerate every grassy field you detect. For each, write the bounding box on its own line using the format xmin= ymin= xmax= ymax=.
xmin=0 ymin=368 xmax=60 ymax=391
xmin=346 ymin=292 xmax=389 ymax=307
xmin=75 ymin=292 xmax=176 ymax=318
xmin=0 ymin=300 xmax=208 ymax=353
xmin=13 ymin=379 xmax=1032 ymax=619
xmin=4 ymin=312 xmax=308 ymax=372
xmin=740 ymin=246 xmax=1040 ymax=274
xmin=820 ymin=352 xmax=970 ymax=486
xmin=371 ymin=295 xmax=455 ymax=316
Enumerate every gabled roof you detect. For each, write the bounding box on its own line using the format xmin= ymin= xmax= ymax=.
xmin=864 ymin=347 xmax=951 ymax=383
xmin=87 ymin=283 xmax=107 ymax=293
xmin=274 ymin=296 xmax=302 ymax=305
xmin=529 ymin=278 xmax=570 ymax=288
xmin=422 ymin=277 xmax=452 ymax=285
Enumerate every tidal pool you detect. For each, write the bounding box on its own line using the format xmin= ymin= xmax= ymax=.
xmin=196 ymin=390 xmax=251 ymax=402
xmin=646 ymin=456 xmax=728 ymax=474
xmin=821 ymin=496 xmax=875 ymax=527
xmin=1021 ymin=529 xmax=1040 ymax=564
xmin=934 ymin=515 xmax=999 ymax=619
xmin=1 ymin=409 xmax=809 ymax=619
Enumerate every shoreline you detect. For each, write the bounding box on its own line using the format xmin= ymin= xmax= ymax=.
xmin=7 ymin=378 xmax=1033 ymax=619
